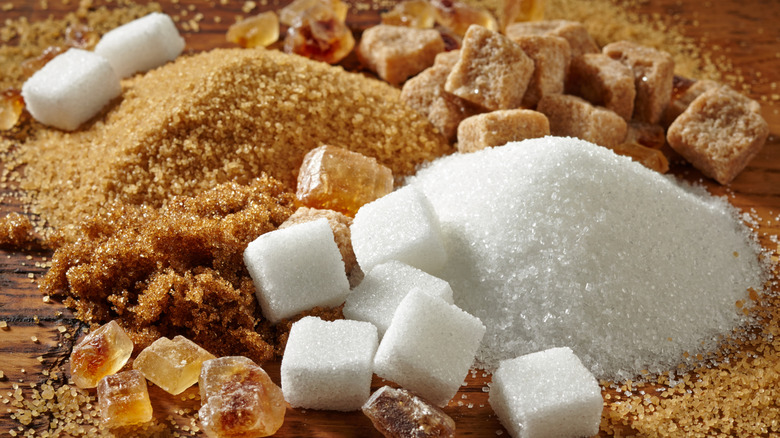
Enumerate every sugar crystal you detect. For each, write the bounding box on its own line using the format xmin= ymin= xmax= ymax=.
xmin=70 ymin=320 xmax=133 ymax=389
xmin=133 ymin=335 xmax=216 ymax=395
xmin=362 ymin=386 xmax=456 ymax=438
xmin=97 ymin=370 xmax=153 ymax=428
xmin=226 ymin=11 xmax=280 ymax=48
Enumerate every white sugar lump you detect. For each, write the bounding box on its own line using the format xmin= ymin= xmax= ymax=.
xmin=373 ymin=288 xmax=485 ymax=406
xmin=21 ymin=48 xmax=121 ymax=131
xmin=351 ymin=185 xmax=447 ymax=275
xmin=243 ymin=218 xmax=349 ymax=323
xmin=489 ymin=347 xmax=602 ymax=438
xmin=343 ymin=260 xmax=454 ymax=336
xmin=94 ymin=12 xmax=185 ymax=78
xmin=281 ymin=316 xmax=378 ymax=411
xmin=407 ymin=137 xmax=767 ymax=379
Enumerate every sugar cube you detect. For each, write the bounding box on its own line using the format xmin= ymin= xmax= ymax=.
xmin=350 ymin=185 xmax=447 ymax=275
xmin=244 ymin=218 xmax=350 ymax=323
xmin=281 ymin=316 xmax=378 ymax=411
xmin=199 ymin=356 xmax=286 ymax=437
xmin=511 ymin=35 xmax=571 ymax=108
xmin=21 ymin=48 xmax=121 ymax=131
xmin=132 ymin=335 xmax=215 ymax=395
xmin=357 ymin=24 xmax=445 ymax=85
xmin=373 ymin=289 xmax=485 ymax=407
xmin=504 ymin=20 xmax=598 ymax=58
xmin=97 ymin=370 xmax=153 ymax=428
xmin=70 ymin=320 xmax=133 ymax=389
xmin=536 ymin=94 xmax=627 ymax=148
xmin=362 ymin=385 xmax=456 ymax=438
xmin=94 ymin=12 xmax=185 ymax=78
xmin=489 ymin=347 xmax=602 ymax=438
xmin=343 ymin=260 xmax=454 ymax=336
xmin=566 ymin=53 xmax=636 ymax=121
xmin=456 ymin=109 xmax=550 ymax=153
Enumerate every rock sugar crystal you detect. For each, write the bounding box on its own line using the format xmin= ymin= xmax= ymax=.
xmin=407 ymin=137 xmax=767 ymax=379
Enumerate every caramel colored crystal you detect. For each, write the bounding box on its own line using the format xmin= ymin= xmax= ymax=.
xmin=199 ymin=356 xmax=286 ymax=438
xmin=0 ymin=89 xmax=24 ymax=131
xmin=133 ymin=335 xmax=216 ymax=395
xmin=97 ymin=370 xmax=154 ymax=428
xmin=362 ymin=386 xmax=456 ymax=438
xmin=430 ymin=0 xmax=498 ymax=36
xmin=609 ymin=142 xmax=670 ymax=174
xmin=297 ymin=145 xmax=394 ymax=217
xmin=381 ymin=0 xmax=437 ymax=29
xmin=279 ymin=0 xmax=348 ymax=26
xmin=70 ymin=320 xmax=133 ymax=389
xmin=226 ymin=11 xmax=280 ymax=48
xmin=283 ymin=3 xmax=355 ymax=64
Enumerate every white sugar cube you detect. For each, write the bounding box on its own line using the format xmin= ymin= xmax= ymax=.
xmin=244 ymin=218 xmax=349 ymax=323
xmin=351 ymin=185 xmax=447 ymax=275
xmin=281 ymin=317 xmax=378 ymax=411
xmin=94 ymin=12 xmax=185 ymax=78
xmin=343 ymin=260 xmax=454 ymax=336
xmin=21 ymin=48 xmax=121 ymax=131
xmin=373 ymin=289 xmax=485 ymax=406
xmin=489 ymin=347 xmax=603 ymax=438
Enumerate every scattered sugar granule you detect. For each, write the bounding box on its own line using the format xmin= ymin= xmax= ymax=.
xmin=408 ymin=137 xmax=767 ymax=380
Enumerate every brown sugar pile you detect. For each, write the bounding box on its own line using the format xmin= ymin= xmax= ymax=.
xmin=39 ymin=176 xmax=340 ymax=364
xmin=11 ymin=47 xmax=449 ymax=241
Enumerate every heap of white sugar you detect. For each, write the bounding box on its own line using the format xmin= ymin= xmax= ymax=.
xmin=407 ymin=137 xmax=767 ymax=380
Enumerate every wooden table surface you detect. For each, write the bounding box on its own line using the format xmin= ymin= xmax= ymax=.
xmin=1 ymin=0 xmax=780 ymax=436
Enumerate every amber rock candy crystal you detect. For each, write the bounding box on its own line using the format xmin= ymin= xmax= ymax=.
xmin=226 ymin=11 xmax=280 ymax=48
xmin=362 ymin=386 xmax=456 ymax=438
xmin=97 ymin=370 xmax=154 ymax=428
xmin=381 ymin=0 xmax=437 ymax=29
xmin=199 ymin=356 xmax=286 ymax=438
xmin=69 ymin=320 xmax=133 ymax=389
xmin=297 ymin=145 xmax=394 ymax=217
xmin=282 ymin=0 xmax=355 ymax=64
xmin=133 ymin=335 xmax=216 ymax=395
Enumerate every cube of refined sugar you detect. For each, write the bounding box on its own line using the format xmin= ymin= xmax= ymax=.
xmin=662 ymin=77 xmax=722 ymax=127
xmin=489 ymin=347 xmax=602 ymax=438
xmin=510 ymin=35 xmax=570 ymax=107
xmin=607 ymin=142 xmax=669 ymax=174
xmin=505 ymin=20 xmax=598 ymax=58
xmin=343 ymin=260 xmax=454 ymax=336
xmin=279 ymin=206 xmax=360 ymax=282
xmin=667 ymin=86 xmax=769 ymax=184
xmin=351 ymin=185 xmax=447 ymax=275
xmin=132 ymin=335 xmax=215 ymax=395
xmin=296 ymin=145 xmax=394 ymax=217
xmin=373 ymin=289 xmax=485 ymax=407
xmin=199 ymin=356 xmax=286 ymax=437
xmin=281 ymin=317 xmax=379 ymax=411
xmin=401 ymin=53 xmax=483 ymax=142
xmin=536 ymin=94 xmax=627 ymax=147
xmin=603 ymin=41 xmax=674 ymax=124
xmin=357 ymin=24 xmax=445 ymax=85
xmin=21 ymin=48 xmax=121 ymax=131
xmin=445 ymin=25 xmax=533 ymax=110
xmin=362 ymin=385 xmax=456 ymax=438
xmin=566 ymin=53 xmax=635 ymax=120
xmin=457 ymin=109 xmax=549 ymax=153
xmin=70 ymin=320 xmax=133 ymax=389
xmin=97 ymin=370 xmax=153 ymax=428
xmin=244 ymin=218 xmax=350 ymax=323
xmin=94 ymin=12 xmax=185 ymax=78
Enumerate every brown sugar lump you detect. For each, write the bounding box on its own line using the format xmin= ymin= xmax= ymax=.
xmin=504 ymin=20 xmax=598 ymax=58
xmin=625 ymin=120 xmax=665 ymax=150
xmin=402 ymin=53 xmax=484 ymax=141
xmin=603 ymin=40 xmax=674 ymax=124
xmin=662 ymin=77 xmax=723 ymax=127
xmin=666 ymin=86 xmax=769 ymax=184
xmin=536 ymin=94 xmax=627 ymax=147
xmin=357 ymin=24 xmax=445 ymax=85
xmin=445 ymin=25 xmax=534 ymax=110
xmin=566 ymin=53 xmax=635 ymax=120
xmin=511 ymin=35 xmax=571 ymax=107
xmin=457 ymin=109 xmax=550 ymax=153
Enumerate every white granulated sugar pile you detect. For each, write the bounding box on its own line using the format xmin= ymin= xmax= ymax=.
xmin=407 ymin=137 xmax=766 ymax=380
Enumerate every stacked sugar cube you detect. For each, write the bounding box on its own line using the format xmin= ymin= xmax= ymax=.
xmin=21 ymin=12 xmax=184 ymax=131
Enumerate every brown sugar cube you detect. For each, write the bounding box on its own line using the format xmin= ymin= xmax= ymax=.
xmin=536 ymin=94 xmax=627 ymax=148
xmin=662 ymin=77 xmax=723 ymax=127
xmin=625 ymin=120 xmax=665 ymax=150
xmin=602 ymin=41 xmax=674 ymax=124
xmin=402 ymin=58 xmax=483 ymax=142
xmin=666 ymin=86 xmax=769 ymax=185
xmin=357 ymin=24 xmax=445 ymax=85
xmin=511 ymin=35 xmax=571 ymax=108
xmin=504 ymin=20 xmax=598 ymax=58
xmin=445 ymin=25 xmax=534 ymax=110
xmin=457 ymin=109 xmax=550 ymax=153
xmin=434 ymin=49 xmax=462 ymax=69
xmin=566 ymin=53 xmax=635 ymax=121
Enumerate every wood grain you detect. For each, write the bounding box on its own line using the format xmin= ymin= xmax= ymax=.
xmin=1 ymin=0 xmax=779 ymax=436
